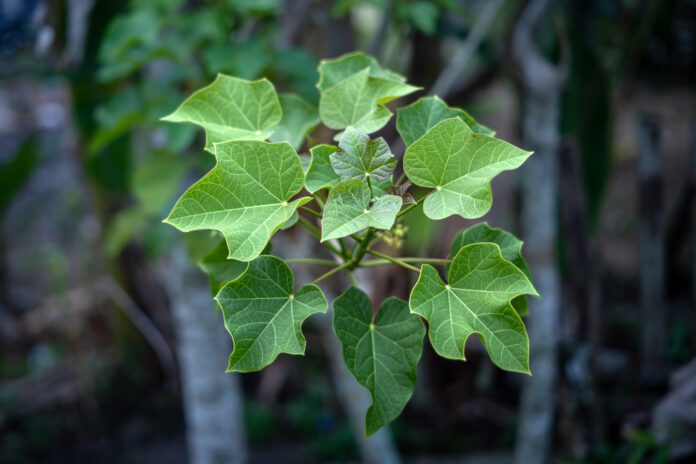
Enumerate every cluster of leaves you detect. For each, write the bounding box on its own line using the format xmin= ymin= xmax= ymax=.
xmin=163 ymin=52 xmax=538 ymax=436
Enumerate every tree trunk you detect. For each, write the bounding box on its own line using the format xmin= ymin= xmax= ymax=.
xmin=167 ymin=248 xmax=247 ymax=464
xmin=638 ymin=114 xmax=665 ymax=368
xmin=511 ymin=1 xmax=565 ymax=462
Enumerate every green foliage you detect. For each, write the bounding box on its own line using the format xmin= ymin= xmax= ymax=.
xmin=321 ymin=180 xmax=402 ymax=241
xmin=448 ymin=223 xmax=531 ymax=316
xmin=215 ymin=256 xmax=328 ymax=372
xmin=164 ymin=140 xmax=310 ymax=261
xmin=333 ymin=287 xmax=425 ymax=436
xmin=404 ymin=117 xmax=532 ymax=220
xmin=162 ymin=51 xmax=536 ymax=434
xmin=410 ymin=244 xmax=537 ymax=373
xmin=162 ymin=76 xmax=282 ymax=152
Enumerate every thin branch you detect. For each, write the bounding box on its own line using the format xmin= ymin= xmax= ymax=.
xmin=286 ymin=258 xmax=337 ymax=266
xmin=361 ymin=257 xmax=451 ymax=267
xmin=97 ymin=277 xmax=177 ymax=387
xmin=300 ymin=205 xmax=322 ymax=219
xmin=312 ymin=261 xmax=354 ymax=285
xmin=365 ymin=250 xmax=420 ymax=272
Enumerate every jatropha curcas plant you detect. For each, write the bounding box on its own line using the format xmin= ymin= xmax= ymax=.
xmin=162 ymin=52 xmax=538 ymax=436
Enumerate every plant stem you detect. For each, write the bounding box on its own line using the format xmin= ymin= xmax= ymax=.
xmin=311 ymin=261 xmax=353 ymax=285
xmin=365 ymin=249 xmax=420 ymax=272
xmin=396 ymin=190 xmax=432 ymax=219
xmin=300 ymin=206 xmax=322 ymax=219
xmin=361 ymin=257 xmax=451 ymax=267
xmin=350 ymin=228 xmax=376 ymax=270
xmin=312 ymin=193 xmax=325 ymax=210
xmin=286 ymin=258 xmax=337 ymax=266
xmin=394 ymin=171 xmax=406 ymax=187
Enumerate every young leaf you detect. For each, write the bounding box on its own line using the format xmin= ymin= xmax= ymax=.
xmin=333 ymin=287 xmax=425 ymax=436
xmin=216 ymin=256 xmax=328 ymax=372
xmin=403 ymin=118 xmax=532 ymax=220
xmin=396 ymin=96 xmax=495 ymax=146
xmin=164 ymin=141 xmax=310 ymax=261
xmin=321 ymin=180 xmax=402 ymax=241
xmin=409 ymin=243 xmax=538 ymax=374
xmin=270 ymin=93 xmax=319 ymax=150
xmin=199 ymin=240 xmax=248 ymax=295
xmin=448 ymin=223 xmax=532 ymax=316
xmin=330 ymin=127 xmax=396 ymax=183
xmin=317 ymin=52 xmax=419 ymax=133
xmin=162 ymin=75 xmax=282 ymax=152
xmin=305 ymin=144 xmax=339 ymax=193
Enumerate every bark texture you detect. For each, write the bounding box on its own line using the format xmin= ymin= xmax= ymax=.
xmin=167 ymin=248 xmax=247 ymax=464
xmin=511 ymin=1 xmax=565 ymax=462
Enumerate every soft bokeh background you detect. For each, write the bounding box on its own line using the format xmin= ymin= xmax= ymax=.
xmin=1 ymin=0 xmax=695 ymax=463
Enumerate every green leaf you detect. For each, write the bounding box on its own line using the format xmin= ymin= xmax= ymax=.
xmin=321 ymin=180 xmax=402 ymax=241
xmin=396 ymin=96 xmax=495 ymax=146
xmin=164 ymin=141 xmax=311 ymax=261
xmin=199 ymin=240 xmax=248 ymax=295
xmin=448 ymin=223 xmax=532 ymax=316
xmin=162 ymin=75 xmax=282 ymax=152
xmin=333 ymin=287 xmax=425 ymax=436
xmin=330 ymin=128 xmax=396 ymax=184
xmin=305 ymin=144 xmax=339 ymax=193
xmin=409 ymin=243 xmax=538 ymax=374
xmin=403 ymin=118 xmax=532 ymax=220
xmin=270 ymin=93 xmax=319 ymax=150
xmin=317 ymin=52 xmax=419 ymax=133
xmin=215 ymin=255 xmax=328 ymax=372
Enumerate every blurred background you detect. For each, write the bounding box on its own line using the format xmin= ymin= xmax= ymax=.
xmin=1 ymin=0 xmax=695 ymax=463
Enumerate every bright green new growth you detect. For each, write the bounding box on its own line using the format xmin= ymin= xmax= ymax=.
xmin=162 ymin=51 xmax=537 ymax=435
xmin=162 ymin=75 xmax=282 ymax=152
xmin=317 ymin=52 xmax=420 ymax=133
xmin=215 ymin=256 xmax=328 ymax=372
xmin=404 ymin=117 xmax=533 ymax=220
xmin=330 ymin=127 xmax=396 ymax=184
xmin=321 ymin=180 xmax=402 ymax=241
xmin=164 ymin=140 xmax=310 ymax=261
xmin=333 ymin=287 xmax=425 ymax=436
xmin=410 ymin=243 xmax=538 ymax=374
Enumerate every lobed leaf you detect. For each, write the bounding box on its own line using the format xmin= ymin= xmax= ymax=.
xmin=409 ymin=243 xmax=538 ymax=374
xmin=321 ymin=180 xmax=402 ymax=241
xmin=305 ymin=144 xmax=339 ymax=193
xmin=164 ymin=140 xmax=310 ymax=262
xmin=396 ymin=96 xmax=495 ymax=146
xmin=448 ymin=223 xmax=532 ymax=316
xmin=162 ymin=75 xmax=282 ymax=152
xmin=330 ymin=127 xmax=396 ymax=184
xmin=403 ymin=118 xmax=532 ymax=220
xmin=317 ymin=52 xmax=419 ymax=133
xmin=199 ymin=240 xmax=248 ymax=295
xmin=216 ymin=256 xmax=328 ymax=372
xmin=333 ymin=287 xmax=425 ymax=436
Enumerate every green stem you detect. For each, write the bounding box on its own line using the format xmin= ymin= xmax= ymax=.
xmin=394 ymin=171 xmax=406 ymax=187
xmin=312 ymin=193 xmax=325 ymax=210
xmin=361 ymin=257 xmax=451 ymax=267
xmin=365 ymin=249 xmax=420 ymax=272
xmin=396 ymin=190 xmax=433 ymax=219
xmin=286 ymin=258 xmax=337 ymax=266
xmin=311 ymin=261 xmax=353 ymax=285
xmin=300 ymin=206 xmax=322 ymax=219
xmin=350 ymin=228 xmax=376 ymax=270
